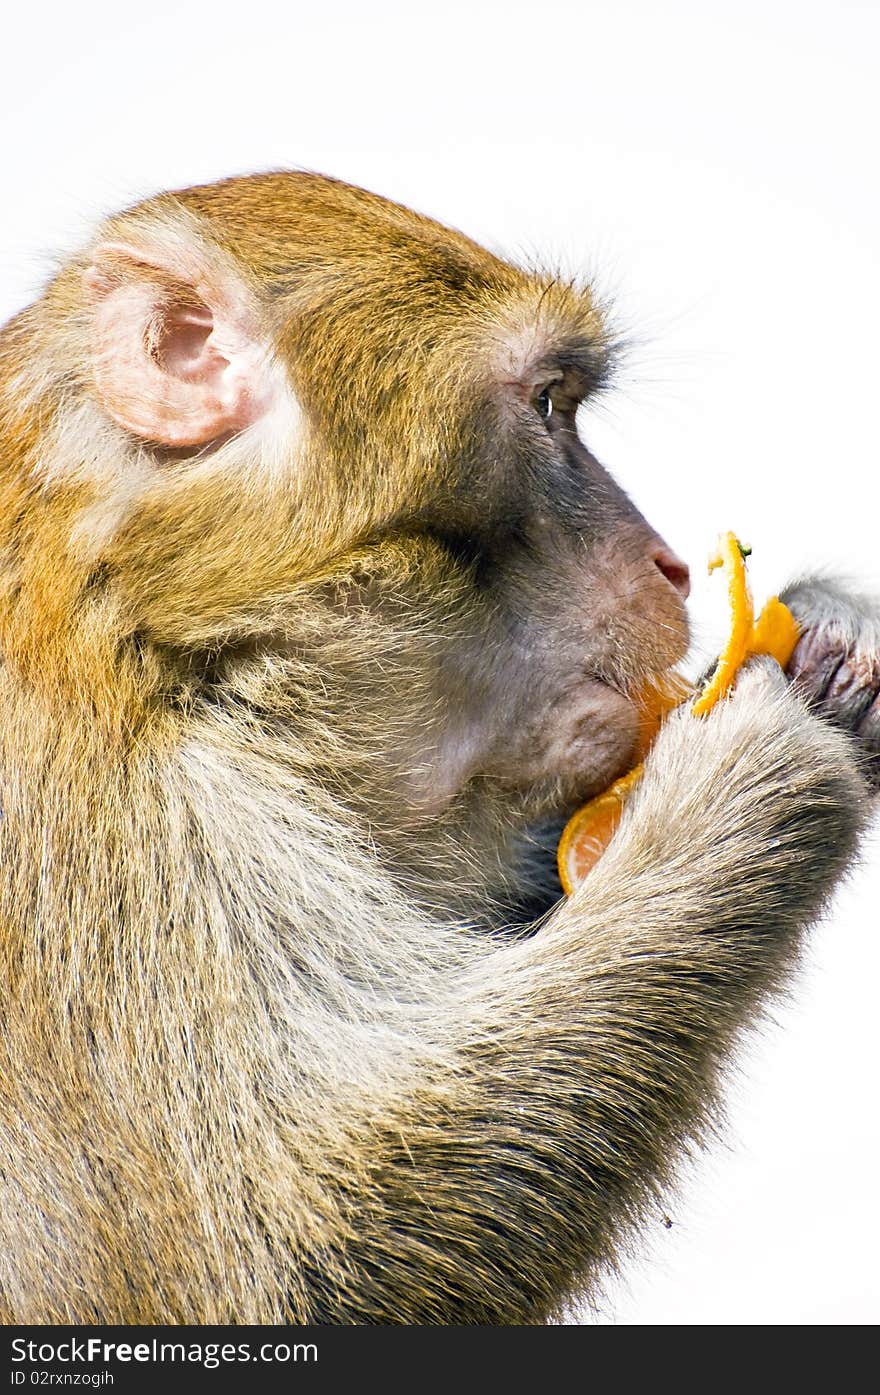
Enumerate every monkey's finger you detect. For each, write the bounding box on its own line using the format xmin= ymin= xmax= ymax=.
xmin=788 ymin=629 xmax=880 ymax=720
xmin=855 ymin=688 xmax=880 ymax=789
xmin=824 ymin=650 xmax=880 ymax=727
xmin=786 ymin=626 xmax=850 ymax=703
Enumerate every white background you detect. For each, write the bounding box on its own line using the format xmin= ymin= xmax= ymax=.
xmin=2 ymin=0 xmax=877 ymax=1324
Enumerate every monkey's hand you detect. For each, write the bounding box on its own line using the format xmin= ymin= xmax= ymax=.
xmin=774 ymin=579 xmax=880 ymax=789
xmin=598 ymin=654 xmax=868 ymax=940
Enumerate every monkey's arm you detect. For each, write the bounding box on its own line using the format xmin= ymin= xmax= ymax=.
xmin=308 ymin=662 xmax=866 ymax=1323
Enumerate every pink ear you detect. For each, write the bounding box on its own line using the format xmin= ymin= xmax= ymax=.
xmin=84 ymin=241 xmax=274 ymax=447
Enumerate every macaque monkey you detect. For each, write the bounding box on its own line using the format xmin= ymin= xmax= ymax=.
xmin=0 ymin=172 xmax=877 ymax=1323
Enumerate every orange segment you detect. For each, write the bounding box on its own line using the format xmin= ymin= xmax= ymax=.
xmin=557 ymin=766 xmax=644 ymax=896
xmin=558 ymin=532 xmax=800 ymax=896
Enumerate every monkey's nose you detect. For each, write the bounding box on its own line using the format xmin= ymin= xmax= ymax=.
xmin=653 ymin=546 xmax=691 ymax=599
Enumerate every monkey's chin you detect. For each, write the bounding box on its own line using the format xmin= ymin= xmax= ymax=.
xmin=493 ymin=681 xmax=642 ymax=822
xmin=549 ymin=739 xmax=640 ymax=821
xmin=404 ymin=681 xmax=640 ymax=823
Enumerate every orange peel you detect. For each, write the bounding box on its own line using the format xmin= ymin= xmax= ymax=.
xmin=691 ymin=532 xmax=755 ymax=716
xmin=557 ymin=532 xmax=801 ymax=895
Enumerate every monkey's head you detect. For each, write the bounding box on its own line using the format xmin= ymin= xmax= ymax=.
xmin=0 ymin=172 xmax=689 ymax=837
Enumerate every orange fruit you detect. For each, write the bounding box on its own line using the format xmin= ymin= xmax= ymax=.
xmin=558 ymin=532 xmax=801 ymax=896
xmin=556 ymin=767 xmax=644 ymax=890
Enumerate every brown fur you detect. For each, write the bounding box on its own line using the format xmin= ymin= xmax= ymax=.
xmin=0 ymin=172 xmax=873 ymax=1322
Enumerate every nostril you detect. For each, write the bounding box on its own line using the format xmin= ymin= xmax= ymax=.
xmin=654 ymin=548 xmax=691 ymax=599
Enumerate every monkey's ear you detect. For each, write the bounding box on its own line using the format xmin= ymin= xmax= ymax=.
xmin=83 ymin=240 xmax=277 ymax=447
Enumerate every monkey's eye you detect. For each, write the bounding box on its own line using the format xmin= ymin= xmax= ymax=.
xmin=535 ymin=388 xmax=553 ymax=421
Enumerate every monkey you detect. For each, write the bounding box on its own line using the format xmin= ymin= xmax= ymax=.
xmin=0 ymin=170 xmax=877 ymax=1324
